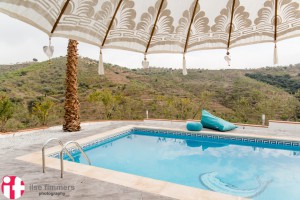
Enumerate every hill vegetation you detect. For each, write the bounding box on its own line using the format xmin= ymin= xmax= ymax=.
xmin=245 ymin=72 xmax=300 ymax=95
xmin=0 ymin=57 xmax=299 ymax=132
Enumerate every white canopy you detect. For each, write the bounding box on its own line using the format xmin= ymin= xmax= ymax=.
xmin=1 ymin=0 xmax=300 ymax=54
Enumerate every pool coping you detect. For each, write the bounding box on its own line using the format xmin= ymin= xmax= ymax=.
xmin=17 ymin=125 xmax=300 ymax=200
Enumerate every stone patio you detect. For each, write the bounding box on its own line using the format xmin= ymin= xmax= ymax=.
xmin=0 ymin=121 xmax=176 ymax=200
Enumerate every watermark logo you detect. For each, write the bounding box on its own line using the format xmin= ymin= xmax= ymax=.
xmin=1 ymin=176 xmax=25 ymax=199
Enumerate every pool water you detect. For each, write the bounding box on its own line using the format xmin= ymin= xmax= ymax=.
xmin=63 ymin=130 xmax=300 ymax=199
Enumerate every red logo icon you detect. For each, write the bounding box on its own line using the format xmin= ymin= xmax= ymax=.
xmin=1 ymin=176 xmax=25 ymax=199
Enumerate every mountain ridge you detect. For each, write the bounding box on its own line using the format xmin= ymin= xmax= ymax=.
xmin=0 ymin=56 xmax=299 ymax=131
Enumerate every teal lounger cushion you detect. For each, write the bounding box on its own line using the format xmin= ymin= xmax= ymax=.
xmin=201 ymin=110 xmax=237 ymax=132
xmin=186 ymin=122 xmax=203 ymax=131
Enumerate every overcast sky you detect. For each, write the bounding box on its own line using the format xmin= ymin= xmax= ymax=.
xmin=1 ymin=13 xmax=300 ymax=70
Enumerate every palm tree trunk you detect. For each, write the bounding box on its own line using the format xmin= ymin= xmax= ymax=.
xmin=63 ymin=39 xmax=81 ymax=132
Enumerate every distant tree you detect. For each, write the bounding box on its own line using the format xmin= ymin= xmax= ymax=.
xmin=88 ymin=89 xmax=122 ymax=119
xmin=27 ymin=100 xmax=36 ymax=114
xmin=32 ymin=98 xmax=54 ymax=125
xmin=0 ymin=95 xmax=14 ymax=131
xmin=173 ymin=98 xmax=192 ymax=120
xmin=193 ymin=91 xmax=214 ymax=119
xmin=295 ymin=89 xmax=300 ymax=100
xmin=234 ymin=97 xmax=251 ymax=123
xmin=152 ymin=95 xmax=174 ymax=119
xmin=245 ymin=73 xmax=300 ymax=94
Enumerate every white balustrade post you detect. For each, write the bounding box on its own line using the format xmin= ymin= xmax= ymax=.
xmin=262 ymin=114 xmax=266 ymax=126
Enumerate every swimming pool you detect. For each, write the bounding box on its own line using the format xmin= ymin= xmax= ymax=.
xmin=57 ymin=128 xmax=300 ymax=200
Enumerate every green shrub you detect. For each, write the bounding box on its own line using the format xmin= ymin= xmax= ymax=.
xmin=32 ymin=98 xmax=55 ymax=125
xmin=0 ymin=94 xmax=14 ymax=131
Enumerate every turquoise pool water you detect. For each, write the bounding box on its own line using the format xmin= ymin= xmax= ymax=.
xmin=62 ymin=129 xmax=300 ymax=199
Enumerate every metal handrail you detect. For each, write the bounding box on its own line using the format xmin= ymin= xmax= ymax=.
xmin=42 ymin=138 xmax=74 ymax=173
xmin=60 ymin=141 xmax=91 ymax=178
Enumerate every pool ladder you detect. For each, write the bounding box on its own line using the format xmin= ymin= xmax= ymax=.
xmin=42 ymin=138 xmax=91 ymax=178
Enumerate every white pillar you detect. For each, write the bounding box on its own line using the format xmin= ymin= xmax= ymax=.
xmin=262 ymin=114 xmax=266 ymax=126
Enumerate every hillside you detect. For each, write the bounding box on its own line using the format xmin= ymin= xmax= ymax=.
xmin=0 ymin=57 xmax=300 ymax=131
xmin=245 ymin=64 xmax=300 ymax=96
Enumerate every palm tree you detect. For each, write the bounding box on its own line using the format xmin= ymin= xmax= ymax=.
xmin=63 ymin=39 xmax=81 ymax=132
